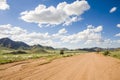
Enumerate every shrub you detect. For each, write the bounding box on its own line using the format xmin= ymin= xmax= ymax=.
xmin=103 ymin=50 xmax=110 ymax=56
xmin=10 ymin=50 xmax=27 ymax=54
xmin=60 ymin=50 xmax=64 ymax=55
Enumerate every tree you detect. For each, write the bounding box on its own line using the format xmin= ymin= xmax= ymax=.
xmin=60 ymin=50 xmax=64 ymax=55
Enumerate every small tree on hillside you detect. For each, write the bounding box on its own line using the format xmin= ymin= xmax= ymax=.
xmin=60 ymin=50 xmax=64 ymax=55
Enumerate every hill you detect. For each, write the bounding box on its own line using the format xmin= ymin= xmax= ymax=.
xmin=0 ymin=38 xmax=29 ymax=49
xmin=0 ymin=38 xmax=55 ymax=50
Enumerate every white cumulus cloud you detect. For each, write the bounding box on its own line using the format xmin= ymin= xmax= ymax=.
xmin=115 ymin=33 xmax=120 ymax=37
xmin=61 ymin=25 xmax=103 ymax=44
xmin=20 ymin=0 xmax=90 ymax=27
xmin=117 ymin=24 xmax=120 ymax=28
xmin=58 ymin=28 xmax=67 ymax=34
xmin=109 ymin=7 xmax=117 ymax=13
xmin=0 ymin=0 xmax=9 ymax=10
xmin=115 ymin=24 xmax=120 ymax=37
xmin=0 ymin=24 xmax=106 ymax=48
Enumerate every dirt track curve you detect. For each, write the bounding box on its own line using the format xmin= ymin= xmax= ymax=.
xmin=0 ymin=53 xmax=120 ymax=80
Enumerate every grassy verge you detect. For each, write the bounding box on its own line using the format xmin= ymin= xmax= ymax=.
xmin=0 ymin=50 xmax=83 ymax=64
xmin=109 ymin=50 xmax=120 ymax=59
xmin=101 ymin=50 xmax=120 ymax=59
xmin=0 ymin=53 xmax=51 ymax=64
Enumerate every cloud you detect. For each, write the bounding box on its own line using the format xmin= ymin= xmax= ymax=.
xmin=63 ymin=17 xmax=81 ymax=26
xmin=109 ymin=7 xmax=117 ymax=13
xmin=0 ymin=24 xmax=27 ymax=37
xmin=58 ymin=28 xmax=67 ymax=34
xmin=104 ymin=39 xmax=113 ymax=45
xmin=116 ymin=40 xmax=120 ymax=43
xmin=0 ymin=0 xmax=9 ymax=10
xmin=115 ymin=33 xmax=120 ymax=37
xmin=0 ymin=24 xmax=51 ymax=46
xmin=115 ymin=24 xmax=120 ymax=37
xmin=0 ymin=24 xmax=65 ymax=47
xmin=0 ymin=24 xmax=106 ymax=48
xmin=20 ymin=0 xmax=90 ymax=27
xmin=60 ymin=25 xmax=103 ymax=44
xmin=52 ymin=28 xmax=67 ymax=39
xmin=117 ymin=24 xmax=120 ymax=28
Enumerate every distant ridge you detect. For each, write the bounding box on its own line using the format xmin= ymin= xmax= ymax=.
xmin=0 ymin=38 xmax=119 ymax=51
xmin=0 ymin=38 xmax=55 ymax=50
xmin=31 ymin=44 xmax=54 ymax=50
xmin=0 ymin=38 xmax=29 ymax=49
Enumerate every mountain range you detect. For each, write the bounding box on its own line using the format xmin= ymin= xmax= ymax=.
xmin=0 ymin=38 xmax=29 ymax=49
xmin=0 ymin=38 xmax=119 ymax=51
xmin=0 ymin=38 xmax=54 ymax=50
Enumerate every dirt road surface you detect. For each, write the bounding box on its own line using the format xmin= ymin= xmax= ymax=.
xmin=0 ymin=53 xmax=120 ymax=80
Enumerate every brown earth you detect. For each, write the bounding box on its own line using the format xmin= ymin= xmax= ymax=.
xmin=0 ymin=53 xmax=120 ymax=80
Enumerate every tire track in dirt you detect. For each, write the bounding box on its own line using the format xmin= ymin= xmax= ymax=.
xmin=0 ymin=53 xmax=120 ymax=80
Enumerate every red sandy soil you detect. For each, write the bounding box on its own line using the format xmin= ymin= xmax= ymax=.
xmin=0 ymin=53 xmax=120 ymax=80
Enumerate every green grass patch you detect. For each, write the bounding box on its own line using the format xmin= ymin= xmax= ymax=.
xmin=109 ymin=50 xmax=120 ymax=59
xmin=0 ymin=49 xmax=84 ymax=64
xmin=101 ymin=50 xmax=120 ymax=59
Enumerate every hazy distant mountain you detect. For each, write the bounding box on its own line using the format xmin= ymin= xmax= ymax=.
xmin=31 ymin=44 xmax=44 ymax=49
xmin=31 ymin=44 xmax=54 ymax=50
xmin=43 ymin=46 xmax=54 ymax=50
xmin=56 ymin=48 xmax=69 ymax=50
xmin=77 ymin=47 xmax=104 ymax=52
xmin=0 ymin=38 xmax=54 ymax=50
xmin=0 ymin=38 xmax=118 ymax=51
xmin=0 ymin=38 xmax=30 ymax=49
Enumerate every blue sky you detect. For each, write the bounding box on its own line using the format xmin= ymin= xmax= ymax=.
xmin=0 ymin=0 xmax=120 ymax=49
